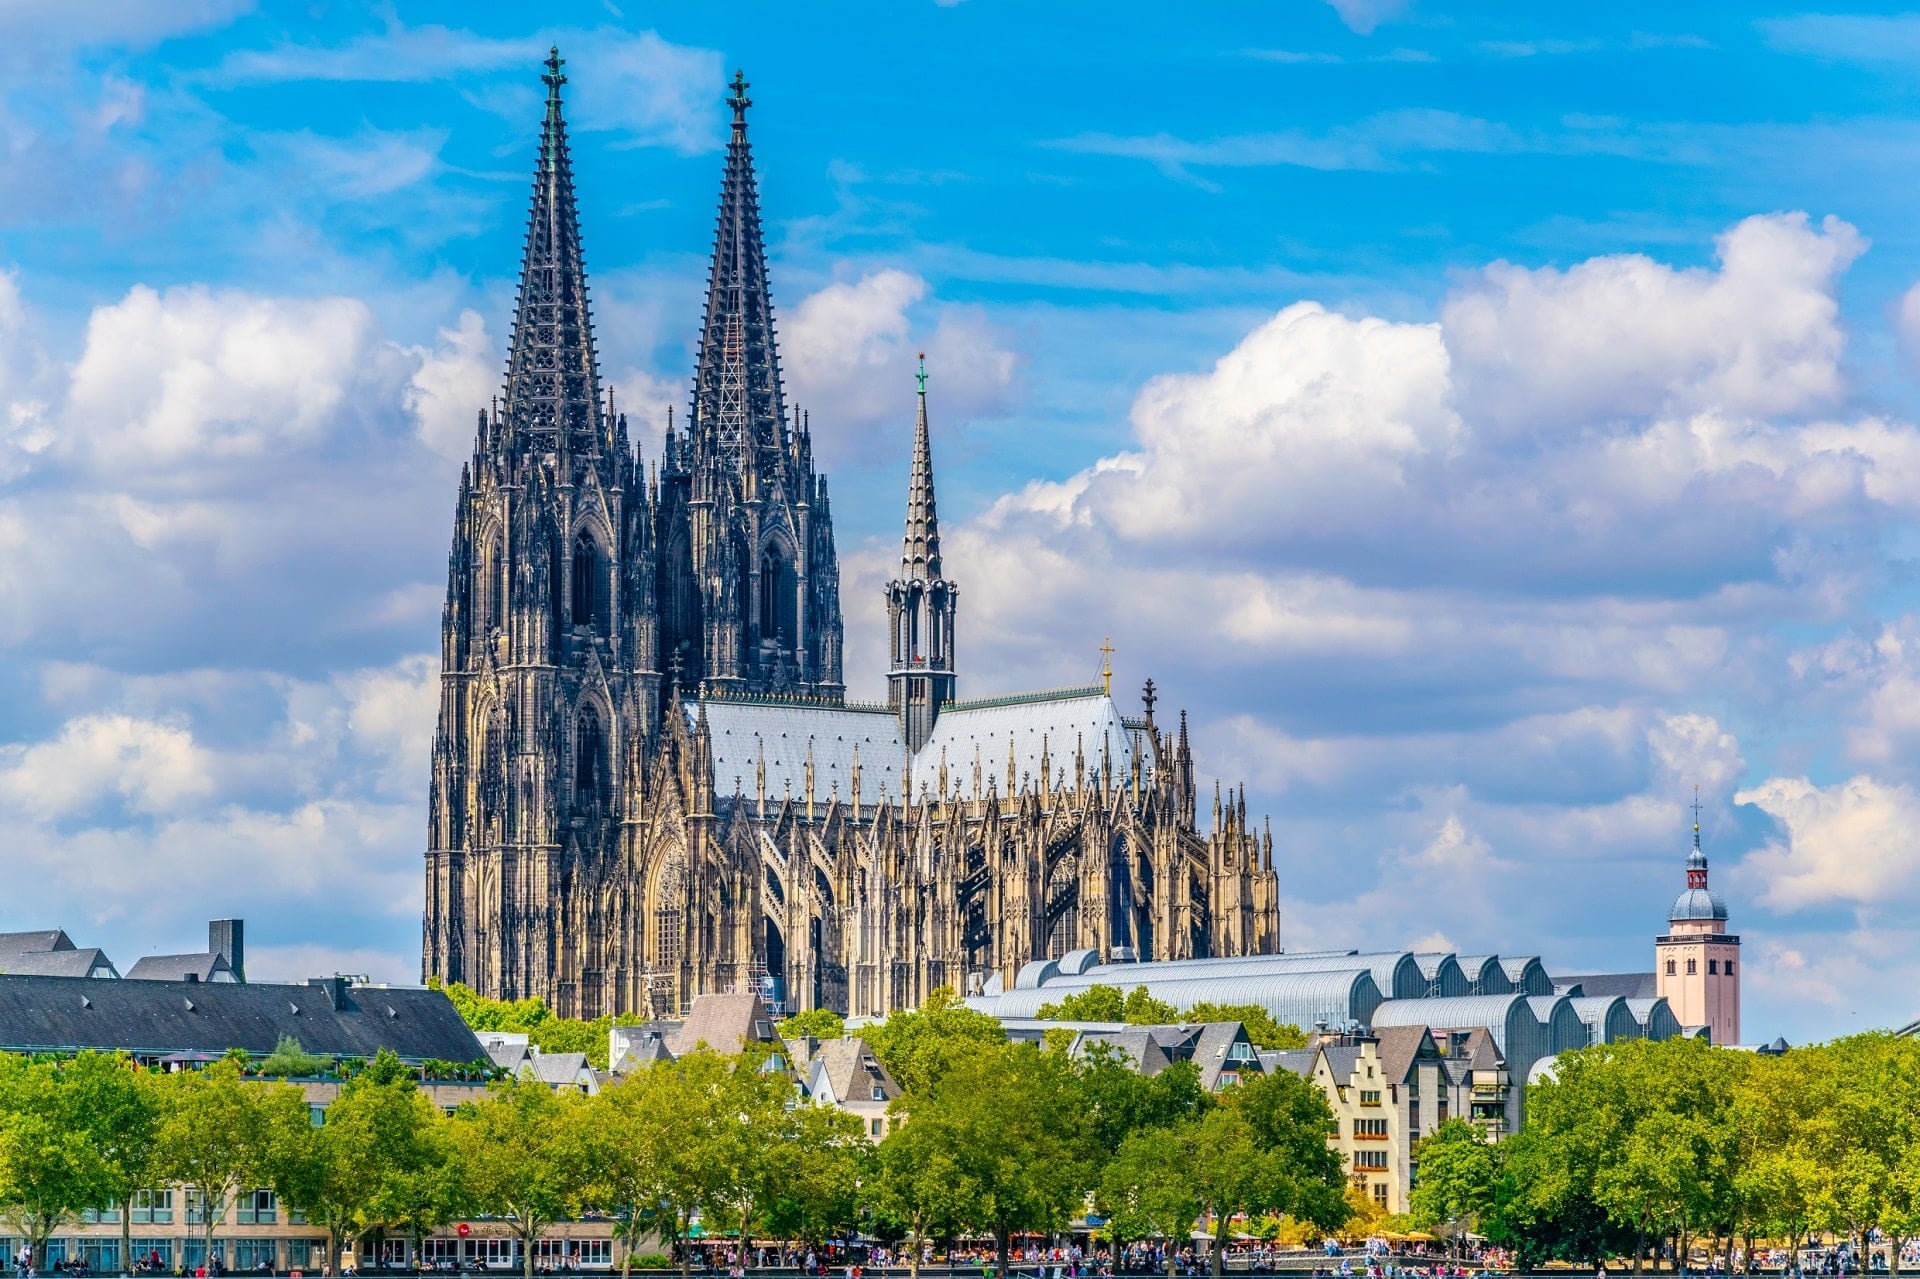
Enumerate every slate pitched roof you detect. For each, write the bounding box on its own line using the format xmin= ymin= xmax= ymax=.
xmin=529 ymin=1051 xmax=596 ymax=1091
xmin=476 ymin=1032 xmax=531 ymax=1073
xmin=664 ymin=992 xmax=779 ymax=1057
xmin=0 ymin=930 xmax=74 ymax=957
xmin=1374 ymin=1024 xmax=1436 ymax=1083
xmin=609 ymin=1026 xmax=675 ymax=1073
xmin=1074 ymin=1029 xmax=1176 ymax=1076
xmin=1454 ymin=1026 xmax=1502 ymax=1069
xmin=0 ymin=948 xmax=117 ymax=979
xmin=0 ymin=974 xmax=484 ymax=1062
xmin=1327 ymin=1043 xmax=1365 ymax=1080
xmin=1264 ymin=1048 xmax=1317 ymax=1078
xmin=812 ymin=1037 xmax=901 ymax=1104
xmin=1557 ymin=972 xmax=1657 ymax=1000
xmin=126 ymin=953 xmax=235 ymax=983
xmin=1189 ymin=1021 xmax=1255 ymax=1090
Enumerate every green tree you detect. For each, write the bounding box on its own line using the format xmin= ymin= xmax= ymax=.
xmin=889 ymin=1042 xmax=1093 ymax=1277
xmin=863 ymin=987 xmax=1008 ymax=1096
xmin=579 ymin=1066 xmax=669 ymax=1278
xmin=1409 ymin=1119 xmax=1501 ymax=1255
xmin=65 ymin=1052 xmax=162 ymax=1276
xmin=1181 ymin=1003 xmax=1307 ymax=1050
xmin=1731 ymin=1049 xmax=1818 ymax=1267
xmin=1097 ymin=1072 xmax=1348 ymax=1279
xmin=447 ymin=1077 xmax=593 ymax=1279
xmin=1035 ymin=985 xmax=1126 ymax=1022
xmin=153 ymin=1060 xmax=311 ymax=1270
xmin=1123 ymin=987 xmax=1181 ymax=1024
xmin=715 ymin=1063 xmax=805 ymax=1259
xmin=763 ymin=1104 xmax=868 ymax=1251
xmin=1033 ymin=985 xmax=1180 ymax=1025
xmin=872 ymin=1102 xmax=967 ymax=1279
xmin=279 ymin=1050 xmax=452 ymax=1268
xmin=0 ymin=1055 xmax=114 ymax=1269
xmin=777 ymin=1009 xmax=847 ymax=1041
xmin=1096 ymin=1126 xmax=1202 ymax=1268
xmin=1212 ymin=1072 xmax=1348 ymax=1276
xmin=256 ymin=1036 xmax=332 ymax=1079
xmin=1797 ymin=1035 xmax=1920 ymax=1273
xmin=433 ymin=978 xmax=637 ymax=1069
xmin=1492 ymin=1039 xmax=1735 ymax=1271
xmin=592 ymin=1051 xmax=764 ymax=1279
xmin=1075 ymin=1047 xmax=1210 ymax=1156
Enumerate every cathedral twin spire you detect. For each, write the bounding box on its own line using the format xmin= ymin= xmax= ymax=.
xmin=688 ymin=71 xmax=789 ymax=471
xmin=501 ymin=48 xmax=605 ymax=454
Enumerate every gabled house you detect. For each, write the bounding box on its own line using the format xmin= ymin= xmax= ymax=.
xmin=1067 ymin=1021 xmax=1266 ymax=1092
xmin=664 ymin=993 xmax=781 ymax=1058
xmin=803 ymin=1037 xmax=902 ymax=1140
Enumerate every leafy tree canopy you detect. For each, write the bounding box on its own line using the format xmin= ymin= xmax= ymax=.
xmin=1408 ymin=1118 xmax=1502 ymax=1244
xmin=1182 ymin=1002 xmax=1307 ymax=1050
xmin=1035 ymin=985 xmax=1179 ymax=1024
xmin=777 ymin=1008 xmax=847 ymax=1041
xmin=862 ymin=987 xmax=1007 ymax=1096
xmin=432 ymin=978 xmax=637 ymax=1069
xmin=1030 ymin=987 xmax=1306 ymax=1049
xmin=257 ymin=1035 xmax=332 ymax=1079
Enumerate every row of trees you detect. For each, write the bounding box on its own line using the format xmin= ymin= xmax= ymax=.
xmin=0 ymin=1050 xmax=460 ymax=1278
xmin=0 ymin=992 xmax=1350 ymax=1279
xmin=1024 ymin=985 xmax=1310 ymax=1051
xmin=1410 ymin=1033 xmax=1920 ymax=1272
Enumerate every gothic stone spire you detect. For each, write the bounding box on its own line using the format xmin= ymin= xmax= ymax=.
xmin=691 ymin=70 xmax=786 ymax=469
xmin=887 ymin=358 xmax=957 ymax=752
xmin=502 ymin=47 xmax=604 ymax=451
xmin=902 ymin=354 xmax=942 ymax=579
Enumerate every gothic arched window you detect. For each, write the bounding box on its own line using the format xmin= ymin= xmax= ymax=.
xmin=667 ymin=533 xmax=699 ymax=664
xmin=574 ymin=706 xmax=604 ymax=811
xmin=477 ymin=530 xmax=505 ymax=637
xmin=572 ymin=532 xmax=607 ymax=635
xmin=760 ymin=549 xmax=797 ymax=648
xmin=654 ymin=852 xmax=686 ymax=968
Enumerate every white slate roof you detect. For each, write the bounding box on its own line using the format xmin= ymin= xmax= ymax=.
xmin=699 ymin=702 xmax=906 ymax=806
xmin=693 ymin=687 xmax=1150 ymax=808
xmin=914 ymin=689 xmax=1148 ymax=800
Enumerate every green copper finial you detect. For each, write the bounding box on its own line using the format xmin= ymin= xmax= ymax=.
xmin=729 ymin=69 xmax=751 ymax=127
xmin=540 ymin=48 xmax=567 ymax=175
xmin=916 ymin=352 xmax=928 ymax=395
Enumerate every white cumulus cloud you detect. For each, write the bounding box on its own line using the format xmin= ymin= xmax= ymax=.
xmin=783 ymin=268 xmax=1019 ymax=467
xmin=63 ymin=284 xmax=407 ymax=473
xmin=407 ymin=309 xmax=498 ymax=461
xmin=1444 ymin=213 xmax=1864 ymax=434
xmin=0 ymin=714 xmax=213 ymax=820
xmin=1738 ymin=774 xmax=1920 ymax=910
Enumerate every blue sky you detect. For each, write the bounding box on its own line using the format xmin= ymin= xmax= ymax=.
xmin=5 ymin=0 xmax=1920 ymax=1040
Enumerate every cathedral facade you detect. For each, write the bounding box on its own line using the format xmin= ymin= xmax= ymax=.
xmin=422 ymin=54 xmax=1280 ymax=1020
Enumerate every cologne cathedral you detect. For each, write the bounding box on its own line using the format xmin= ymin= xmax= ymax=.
xmin=422 ymin=53 xmax=1281 ymax=1020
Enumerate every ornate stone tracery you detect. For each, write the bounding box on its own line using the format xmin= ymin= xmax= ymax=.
xmin=422 ymin=54 xmax=1280 ymax=1019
